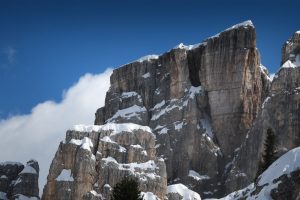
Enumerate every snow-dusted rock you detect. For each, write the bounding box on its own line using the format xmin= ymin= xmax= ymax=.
xmin=0 ymin=160 xmax=39 ymax=200
xmin=225 ymin=30 xmax=300 ymax=195
xmin=94 ymin=20 xmax=263 ymax=198
xmin=42 ymin=123 xmax=166 ymax=200
xmin=167 ymin=184 xmax=201 ymax=200
xmin=214 ymin=147 xmax=300 ymax=200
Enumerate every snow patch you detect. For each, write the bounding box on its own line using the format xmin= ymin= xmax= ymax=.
xmin=70 ymin=137 xmax=93 ymax=152
xmin=90 ymin=190 xmax=103 ymax=197
xmin=20 ymin=165 xmax=37 ymax=175
xmin=174 ymin=121 xmax=184 ymax=130
xmin=262 ymin=97 xmax=271 ymax=109
xmin=12 ymin=194 xmax=39 ymax=200
xmin=218 ymin=147 xmax=300 ymax=200
xmin=152 ymin=100 xmax=166 ymax=110
xmin=56 ymin=169 xmax=74 ymax=182
xmin=151 ymin=103 xmax=182 ymax=121
xmin=188 ymin=170 xmax=210 ymax=181
xmin=167 ymin=184 xmax=201 ymax=200
xmin=0 ymin=192 xmax=7 ymax=200
xmin=121 ymin=92 xmax=140 ymax=99
xmin=225 ymin=20 xmax=254 ymax=31
xmin=107 ymin=105 xmax=147 ymax=122
xmin=103 ymin=157 xmax=158 ymax=179
xmin=200 ymin=115 xmax=213 ymax=138
xmin=173 ymin=42 xmax=205 ymax=50
xmin=142 ymin=192 xmax=159 ymax=200
xmin=189 ymin=86 xmax=202 ymax=98
xmin=136 ymin=55 xmax=159 ymax=63
xmin=142 ymin=72 xmax=151 ymax=79
xmin=158 ymin=127 xmax=168 ymax=135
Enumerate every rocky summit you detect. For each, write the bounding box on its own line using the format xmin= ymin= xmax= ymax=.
xmin=2 ymin=21 xmax=300 ymax=200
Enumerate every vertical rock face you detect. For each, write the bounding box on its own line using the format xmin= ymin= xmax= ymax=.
xmin=225 ymin=30 xmax=300 ymax=194
xmin=0 ymin=160 xmax=39 ymax=200
xmin=281 ymin=31 xmax=300 ymax=65
xmin=42 ymin=123 xmax=167 ymax=200
xmin=94 ymin=20 xmax=262 ymax=198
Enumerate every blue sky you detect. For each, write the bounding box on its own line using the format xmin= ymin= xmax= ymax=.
xmin=0 ymin=0 xmax=299 ymax=118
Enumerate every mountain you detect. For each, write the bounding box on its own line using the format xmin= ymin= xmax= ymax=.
xmin=0 ymin=160 xmax=39 ymax=200
xmin=2 ymin=21 xmax=300 ymax=200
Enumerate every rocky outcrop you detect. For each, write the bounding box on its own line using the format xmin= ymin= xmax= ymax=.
xmin=42 ymin=123 xmax=167 ymax=200
xmin=215 ymin=147 xmax=300 ymax=200
xmin=281 ymin=31 xmax=300 ymax=65
xmin=0 ymin=160 xmax=39 ymax=200
xmin=225 ymin=30 xmax=300 ymax=194
xmin=94 ymin=20 xmax=263 ymax=198
xmin=42 ymin=22 xmax=300 ymax=199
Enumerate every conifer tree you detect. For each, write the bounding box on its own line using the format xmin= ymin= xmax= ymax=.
xmin=111 ymin=177 xmax=143 ymax=200
xmin=255 ymin=128 xmax=278 ymax=180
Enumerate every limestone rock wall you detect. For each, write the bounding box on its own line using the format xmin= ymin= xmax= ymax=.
xmin=94 ymin=20 xmax=263 ymax=198
xmin=42 ymin=123 xmax=167 ymax=200
xmin=225 ymin=31 xmax=300 ymax=194
xmin=0 ymin=160 xmax=39 ymax=200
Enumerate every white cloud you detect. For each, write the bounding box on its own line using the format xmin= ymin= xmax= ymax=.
xmin=0 ymin=68 xmax=112 ymax=195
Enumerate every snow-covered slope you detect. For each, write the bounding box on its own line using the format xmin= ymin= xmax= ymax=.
xmin=211 ymin=147 xmax=300 ymax=200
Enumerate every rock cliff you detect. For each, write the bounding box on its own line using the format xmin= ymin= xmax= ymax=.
xmin=0 ymin=160 xmax=39 ymax=200
xmin=94 ymin=20 xmax=262 ymax=198
xmin=40 ymin=23 xmax=300 ymax=200
xmin=224 ymin=30 xmax=300 ymax=194
xmin=42 ymin=123 xmax=167 ymax=200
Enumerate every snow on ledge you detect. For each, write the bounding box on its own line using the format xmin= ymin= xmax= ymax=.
xmin=188 ymin=170 xmax=210 ymax=181
xmin=173 ymin=42 xmax=206 ymax=50
xmin=167 ymin=184 xmax=201 ymax=200
xmin=71 ymin=123 xmax=152 ymax=135
xmin=225 ymin=20 xmax=254 ymax=31
xmin=13 ymin=194 xmax=39 ymax=200
xmin=141 ymin=192 xmax=159 ymax=200
xmin=70 ymin=137 xmax=93 ymax=151
xmin=136 ymin=55 xmax=159 ymax=63
xmin=19 ymin=165 xmax=37 ymax=175
xmin=56 ymin=169 xmax=74 ymax=182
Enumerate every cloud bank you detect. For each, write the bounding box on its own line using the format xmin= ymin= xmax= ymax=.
xmin=0 ymin=68 xmax=112 ymax=195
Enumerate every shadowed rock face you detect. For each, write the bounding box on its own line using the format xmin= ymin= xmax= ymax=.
xmin=225 ymin=31 xmax=300 ymax=194
xmin=94 ymin=21 xmax=263 ymax=198
xmin=42 ymin=124 xmax=167 ymax=200
xmin=0 ymin=160 xmax=39 ymax=200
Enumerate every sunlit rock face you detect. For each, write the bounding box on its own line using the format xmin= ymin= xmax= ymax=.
xmin=41 ymin=123 xmax=167 ymax=200
xmin=42 ymin=22 xmax=300 ymax=200
xmin=94 ymin=20 xmax=263 ymax=198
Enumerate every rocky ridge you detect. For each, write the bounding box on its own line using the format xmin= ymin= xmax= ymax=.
xmin=0 ymin=160 xmax=39 ymax=200
xmin=224 ymin=30 xmax=300 ymax=194
xmin=93 ymin=20 xmax=263 ymax=198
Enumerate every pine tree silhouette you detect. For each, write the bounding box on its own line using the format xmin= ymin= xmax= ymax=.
xmin=111 ymin=177 xmax=143 ymax=200
xmin=255 ymin=128 xmax=278 ymax=180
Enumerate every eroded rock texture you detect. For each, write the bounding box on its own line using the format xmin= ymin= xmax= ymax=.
xmin=94 ymin=20 xmax=263 ymax=198
xmin=42 ymin=123 xmax=167 ymax=200
xmin=0 ymin=160 xmax=39 ymax=200
xmin=225 ymin=30 xmax=300 ymax=194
